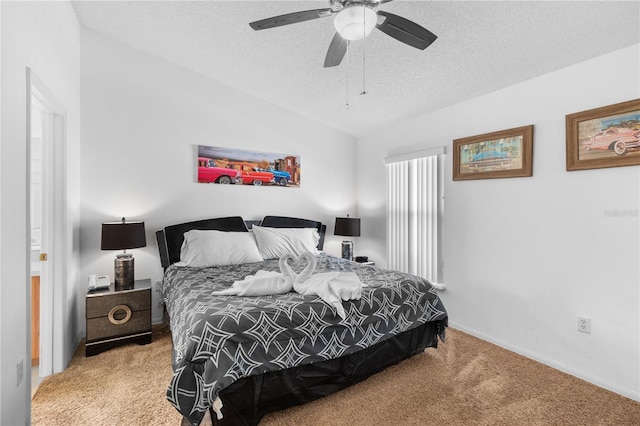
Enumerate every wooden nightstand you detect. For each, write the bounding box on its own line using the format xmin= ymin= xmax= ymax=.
xmin=85 ymin=278 xmax=152 ymax=356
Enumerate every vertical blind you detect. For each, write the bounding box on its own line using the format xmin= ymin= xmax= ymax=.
xmin=385 ymin=147 xmax=444 ymax=287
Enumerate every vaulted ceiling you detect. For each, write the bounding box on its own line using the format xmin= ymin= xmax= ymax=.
xmin=72 ymin=1 xmax=640 ymax=137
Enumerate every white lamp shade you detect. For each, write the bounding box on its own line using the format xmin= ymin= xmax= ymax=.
xmin=334 ymin=5 xmax=377 ymax=41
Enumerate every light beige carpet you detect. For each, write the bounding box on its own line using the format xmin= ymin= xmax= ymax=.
xmin=32 ymin=326 xmax=640 ymax=425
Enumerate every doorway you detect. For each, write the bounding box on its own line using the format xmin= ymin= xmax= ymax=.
xmin=30 ymin=102 xmax=43 ymax=368
xmin=27 ymin=68 xmax=68 ymax=388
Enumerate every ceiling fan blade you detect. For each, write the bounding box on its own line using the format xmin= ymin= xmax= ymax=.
xmin=324 ymin=33 xmax=348 ymax=68
xmin=375 ymin=11 xmax=437 ymax=50
xmin=249 ymin=8 xmax=333 ymax=31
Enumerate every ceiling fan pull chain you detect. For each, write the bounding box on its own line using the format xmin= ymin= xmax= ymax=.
xmin=361 ymin=4 xmax=367 ymax=96
xmin=345 ymin=40 xmax=350 ymax=109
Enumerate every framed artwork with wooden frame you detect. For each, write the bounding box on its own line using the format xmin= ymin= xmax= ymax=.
xmin=566 ymin=99 xmax=640 ymax=171
xmin=452 ymin=125 xmax=533 ymax=181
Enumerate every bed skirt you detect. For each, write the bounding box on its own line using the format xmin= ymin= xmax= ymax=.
xmin=209 ymin=320 xmax=444 ymax=426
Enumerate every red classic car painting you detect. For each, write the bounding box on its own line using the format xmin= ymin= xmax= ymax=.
xmin=582 ymin=127 xmax=640 ymax=156
xmin=197 ymin=157 xmax=242 ymax=184
xmin=197 ymin=145 xmax=301 ymax=188
xmin=227 ymin=161 xmax=275 ymax=186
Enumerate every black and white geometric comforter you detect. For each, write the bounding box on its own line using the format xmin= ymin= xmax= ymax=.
xmin=162 ymin=253 xmax=448 ymax=425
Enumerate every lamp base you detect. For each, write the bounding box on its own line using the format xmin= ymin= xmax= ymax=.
xmin=114 ymin=253 xmax=135 ymax=290
xmin=341 ymin=241 xmax=353 ymax=261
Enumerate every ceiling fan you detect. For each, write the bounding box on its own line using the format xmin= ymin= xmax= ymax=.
xmin=249 ymin=0 xmax=437 ymax=68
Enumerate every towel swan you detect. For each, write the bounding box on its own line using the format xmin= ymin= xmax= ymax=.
xmin=211 ymin=252 xmax=316 ymax=296
xmin=212 ymin=252 xmax=361 ymax=319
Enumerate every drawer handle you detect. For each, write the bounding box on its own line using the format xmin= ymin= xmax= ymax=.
xmin=108 ymin=305 xmax=132 ymax=325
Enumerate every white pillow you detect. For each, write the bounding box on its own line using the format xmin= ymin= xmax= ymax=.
xmin=177 ymin=230 xmax=264 ymax=267
xmin=252 ymin=225 xmax=321 ymax=259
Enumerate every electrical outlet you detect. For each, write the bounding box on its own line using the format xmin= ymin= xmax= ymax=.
xmin=16 ymin=360 xmax=24 ymax=386
xmin=578 ymin=316 xmax=591 ymax=334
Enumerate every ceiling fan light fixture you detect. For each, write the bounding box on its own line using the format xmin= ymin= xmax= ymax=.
xmin=334 ymin=5 xmax=377 ymax=41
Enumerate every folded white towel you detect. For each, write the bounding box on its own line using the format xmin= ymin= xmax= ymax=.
xmin=211 ymin=252 xmax=317 ymax=297
xmin=294 ymin=271 xmax=362 ymax=319
xmin=213 ymin=252 xmax=362 ymax=318
xmin=212 ymin=270 xmax=290 ymax=296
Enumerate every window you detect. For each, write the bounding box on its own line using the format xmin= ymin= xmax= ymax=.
xmin=385 ymin=147 xmax=445 ymax=289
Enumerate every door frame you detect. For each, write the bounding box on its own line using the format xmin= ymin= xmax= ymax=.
xmin=27 ymin=67 xmax=68 ymax=377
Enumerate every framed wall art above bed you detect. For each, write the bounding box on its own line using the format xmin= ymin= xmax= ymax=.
xmin=155 ymin=215 xmax=448 ymax=426
xmin=197 ymin=145 xmax=301 ymax=187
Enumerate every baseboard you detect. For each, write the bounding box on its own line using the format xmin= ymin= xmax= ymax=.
xmin=448 ymin=321 xmax=640 ymax=402
xmin=67 ymin=334 xmax=82 ymax=369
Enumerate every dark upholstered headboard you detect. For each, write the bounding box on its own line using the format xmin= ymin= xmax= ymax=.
xmin=156 ymin=215 xmax=326 ymax=269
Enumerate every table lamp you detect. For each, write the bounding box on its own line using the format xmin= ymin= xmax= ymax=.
xmin=334 ymin=216 xmax=361 ymax=261
xmin=101 ymin=217 xmax=146 ymax=290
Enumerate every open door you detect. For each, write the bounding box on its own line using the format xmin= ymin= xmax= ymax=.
xmin=30 ymin=103 xmax=42 ymax=367
xmin=27 ymin=68 xmax=67 ymax=380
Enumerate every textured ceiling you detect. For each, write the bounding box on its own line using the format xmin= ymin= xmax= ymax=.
xmin=72 ymin=1 xmax=640 ymax=138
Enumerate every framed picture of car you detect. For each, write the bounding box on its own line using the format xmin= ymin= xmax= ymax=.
xmin=452 ymin=125 xmax=534 ymax=181
xmin=566 ymin=99 xmax=640 ymax=171
xmin=197 ymin=145 xmax=300 ymax=187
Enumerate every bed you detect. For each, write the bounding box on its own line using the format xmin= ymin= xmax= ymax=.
xmin=156 ymin=215 xmax=448 ymax=426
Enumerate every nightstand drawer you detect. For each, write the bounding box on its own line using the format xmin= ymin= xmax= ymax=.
xmin=86 ymin=309 xmax=151 ymax=342
xmin=86 ymin=288 xmax=151 ymax=319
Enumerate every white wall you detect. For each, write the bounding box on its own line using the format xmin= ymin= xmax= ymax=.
xmin=80 ymin=30 xmax=357 ymax=325
xmin=0 ymin=1 xmax=81 ymax=424
xmin=356 ymin=44 xmax=640 ymax=400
